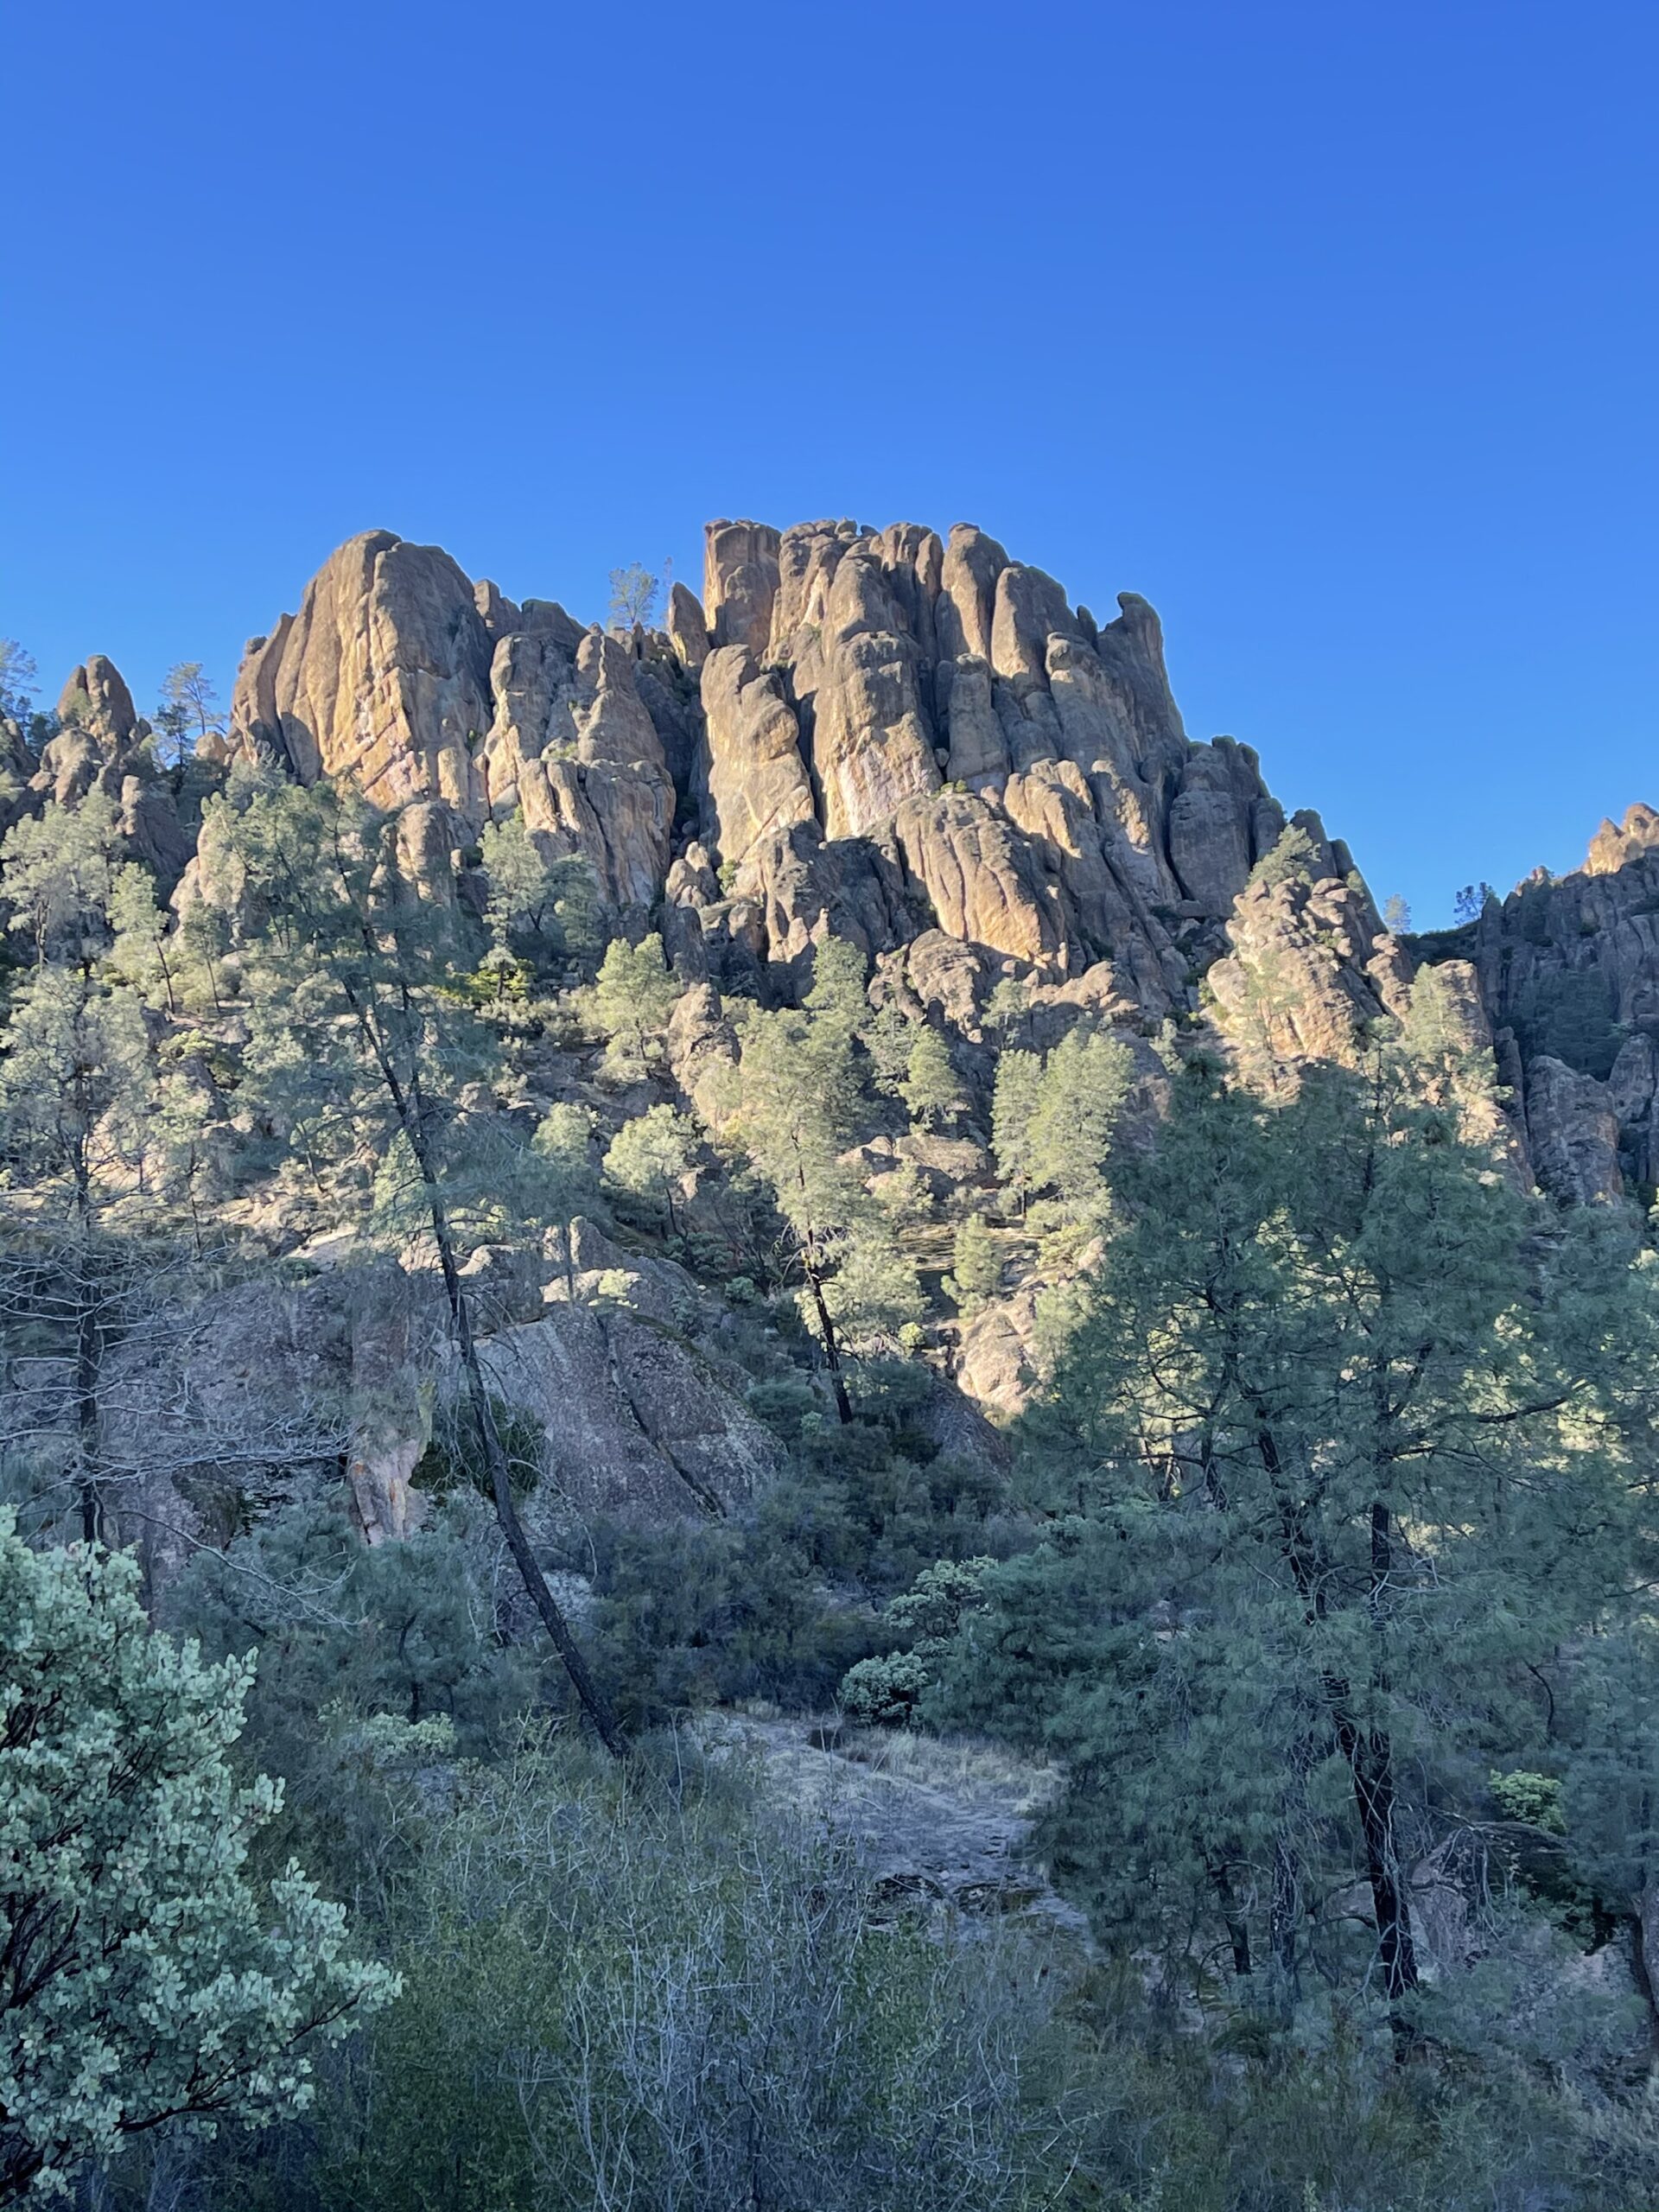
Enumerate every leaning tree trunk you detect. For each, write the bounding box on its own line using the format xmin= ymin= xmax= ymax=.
xmin=804 ymin=1260 xmax=854 ymax=1425
xmin=344 ymin=969 xmax=626 ymax=1757
xmin=423 ymin=1185 xmax=625 ymax=1758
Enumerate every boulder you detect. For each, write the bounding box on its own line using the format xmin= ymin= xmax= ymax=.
xmin=665 ymin=580 xmax=710 ymax=670
xmin=895 ymin=790 xmax=1069 ymax=969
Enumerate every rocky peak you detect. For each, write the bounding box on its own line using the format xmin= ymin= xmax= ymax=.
xmin=1586 ymin=801 xmax=1659 ymax=877
xmin=230 ymin=529 xmax=495 ymax=816
xmin=21 ymin=652 xmax=191 ymax=884
xmin=35 ymin=512 xmax=1659 ymax=1220
xmin=56 ymin=654 xmax=138 ymax=750
xmin=213 ymin=516 xmax=1339 ymax=1030
xmin=213 ymin=514 xmax=1659 ymax=1214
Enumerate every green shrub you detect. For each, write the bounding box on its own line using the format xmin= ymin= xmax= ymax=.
xmin=289 ymin=1738 xmax=1079 ymax=2212
xmin=840 ymin=1647 xmax=932 ymax=1726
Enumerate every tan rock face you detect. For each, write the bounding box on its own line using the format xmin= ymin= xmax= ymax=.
xmin=1586 ymin=803 xmax=1659 ymax=877
xmin=938 ymin=655 xmax=1007 ymax=786
xmin=734 ymin=819 xmax=911 ymax=969
xmin=226 ymin=516 xmax=1304 ymax=988
xmin=895 ymin=791 xmax=1066 ymax=969
xmin=23 ymin=655 xmax=193 ymax=887
xmin=517 ymin=632 xmax=674 ymax=912
xmin=766 ymin=518 xmax=868 ymax=659
xmin=666 ymin=581 xmax=710 ymax=671
xmin=56 ymin=656 xmax=138 ymax=748
xmin=479 ymin=1263 xmax=786 ymax=1521
xmin=703 ymin=519 xmax=781 ymax=654
xmin=956 ymin=1286 xmax=1042 ymax=1419
xmin=37 ymin=656 xmax=149 ymax=809
xmin=938 ymin=524 xmax=1007 ymax=664
xmin=700 ymin=645 xmax=814 ymax=869
xmin=232 ymin=533 xmax=673 ymax=913
xmin=812 ymin=622 xmax=941 ymax=840
xmin=224 ymin=514 xmax=1488 ymax=1117
xmin=231 ymin=531 xmax=493 ymax=817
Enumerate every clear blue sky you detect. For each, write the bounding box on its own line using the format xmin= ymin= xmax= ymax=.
xmin=3 ymin=2 xmax=1654 ymax=927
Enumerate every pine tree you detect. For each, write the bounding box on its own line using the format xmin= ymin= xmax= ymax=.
xmin=991 ymin=1048 xmax=1044 ymax=1214
xmin=984 ymin=973 xmax=1033 ymax=1046
xmin=0 ymin=798 xmax=170 ymax=1542
xmin=109 ymin=859 xmax=181 ymax=1014
xmin=945 ymin=1212 xmax=1001 ymax=1313
xmin=200 ymin=769 xmax=625 ymax=1754
xmin=603 ymin=1103 xmax=699 ymax=1234
xmin=1249 ymin=820 xmax=1320 ymax=889
xmin=1021 ymin=1026 xmax=1134 ymax=1214
xmin=944 ymin=1049 xmax=1656 ymax=2043
xmin=590 ymin=931 xmax=677 ymax=1075
xmin=1 ymin=791 xmax=126 ymax=966
xmin=531 ymin=1101 xmax=601 ymax=1295
xmin=900 ymin=1025 xmax=962 ymax=1131
xmin=991 ymin=1027 xmax=1132 ymax=1220
xmin=477 ymin=814 xmax=600 ymax=977
xmin=803 ymin=935 xmax=868 ymax=1034
xmin=153 ymin=661 xmax=224 ymax=763
xmin=728 ymin=989 xmax=917 ymax=1421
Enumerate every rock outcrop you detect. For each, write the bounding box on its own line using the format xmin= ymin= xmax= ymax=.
xmin=232 ymin=531 xmax=494 ymax=815
xmin=1205 ymin=855 xmax=1411 ymax=1071
xmin=229 ymin=531 xmax=676 ymax=916
xmin=1416 ymin=824 xmax=1659 ymax=1202
xmin=645 ymin=517 xmax=1292 ymax=1000
xmin=63 ymin=509 xmax=1659 ymax=1212
xmin=35 ymin=503 xmax=1659 ymax=1557
xmin=700 ymin=645 xmax=815 ymax=870
xmin=226 ymin=516 xmax=1295 ymax=991
xmin=17 ymin=656 xmax=194 ymax=883
xmin=47 ymin=511 xmax=1659 ymax=1222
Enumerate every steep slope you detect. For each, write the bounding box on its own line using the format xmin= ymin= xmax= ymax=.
xmin=14 ymin=509 xmax=1659 ymax=1529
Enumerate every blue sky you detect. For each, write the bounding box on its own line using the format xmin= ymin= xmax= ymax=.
xmin=3 ymin=1 xmax=1654 ymax=927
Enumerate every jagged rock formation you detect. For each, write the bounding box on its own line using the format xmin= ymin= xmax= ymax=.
xmin=1414 ymin=812 xmax=1659 ymax=1203
xmin=224 ymin=518 xmax=1300 ymax=1014
xmin=23 ymin=657 xmax=194 ymax=880
xmin=32 ymin=516 xmax=1659 ymax=1225
xmin=227 ymin=530 xmax=683 ymax=915
xmin=53 ymin=511 xmax=1659 ymax=1218
xmin=1205 ymin=830 xmax=1413 ymax=1065
xmin=691 ymin=518 xmax=1275 ymax=1004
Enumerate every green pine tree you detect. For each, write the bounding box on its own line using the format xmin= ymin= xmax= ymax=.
xmin=199 ymin=769 xmax=624 ymax=1753
xmin=943 ymin=1049 xmax=1656 ymax=2044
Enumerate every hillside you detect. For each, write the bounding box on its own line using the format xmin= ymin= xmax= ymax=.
xmin=8 ymin=518 xmax=1659 ymax=2209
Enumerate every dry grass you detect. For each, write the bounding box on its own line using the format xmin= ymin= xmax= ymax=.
xmin=833 ymin=1724 xmax=1061 ymax=1817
